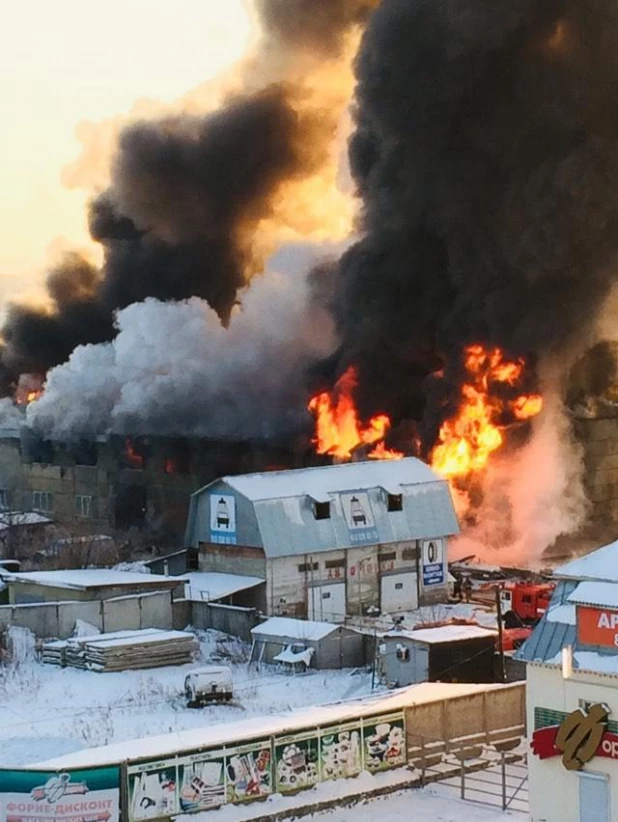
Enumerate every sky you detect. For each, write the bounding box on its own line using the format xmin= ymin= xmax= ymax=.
xmin=0 ymin=0 xmax=251 ymax=308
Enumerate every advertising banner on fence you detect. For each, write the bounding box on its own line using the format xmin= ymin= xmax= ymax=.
xmin=362 ymin=713 xmax=406 ymax=772
xmin=274 ymin=729 xmax=320 ymax=794
xmin=225 ymin=739 xmax=272 ymax=804
xmin=0 ymin=767 xmax=120 ymax=822
xmin=128 ymin=759 xmax=178 ymax=821
xmin=320 ymin=721 xmax=362 ymax=781
xmin=177 ymin=749 xmax=225 ymax=814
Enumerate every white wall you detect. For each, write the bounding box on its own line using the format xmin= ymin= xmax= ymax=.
xmin=527 ymin=662 xmax=618 ymax=822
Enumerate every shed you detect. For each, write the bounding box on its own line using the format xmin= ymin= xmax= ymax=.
xmin=380 ymin=624 xmax=498 ymax=687
xmin=250 ymin=616 xmax=365 ymax=670
xmin=5 ymin=568 xmax=184 ymax=604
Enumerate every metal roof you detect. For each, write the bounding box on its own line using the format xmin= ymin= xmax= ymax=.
xmin=568 ymin=581 xmax=618 ymax=609
xmin=555 ymin=538 xmax=618 ymax=582
xmin=516 ymin=580 xmax=578 ymax=663
xmin=217 ymin=457 xmax=443 ymax=501
xmin=187 ymin=459 xmax=459 ymax=558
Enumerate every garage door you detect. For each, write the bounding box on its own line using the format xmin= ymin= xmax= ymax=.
xmin=381 ymin=572 xmax=418 ymax=613
xmin=309 ymin=583 xmax=346 ymax=623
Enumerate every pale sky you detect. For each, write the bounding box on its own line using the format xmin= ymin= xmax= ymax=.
xmin=0 ymin=0 xmax=251 ymax=306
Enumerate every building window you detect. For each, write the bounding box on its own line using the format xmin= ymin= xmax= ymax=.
xmin=32 ymin=491 xmax=53 ymax=513
xmin=379 ymin=551 xmax=397 ymax=563
xmin=76 ymin=495 xmax=93 ymax=518
xmin=395 ymin=582 xmax=404 ymax=590
xmin=322 ymin=591 xmax=331 ymax=600
xmin=298 ymin=562 xmax=319 ymax=573
xmin=521 ymin=594 xmax=532 ymax=604
xmin=325 ymin=558 xmax=345 ymax=569
xmin=0 ymin=490 xmax=9 ymax=511
xmin=401 ymin=547 xmax=416 ymax=561
xmin=314 ymin=501 xmax=330 ymax=520
xmin=387 ymin=493 xmax=403 ymax=512
xmin=396 ymin=645 xmax=410 ymax=661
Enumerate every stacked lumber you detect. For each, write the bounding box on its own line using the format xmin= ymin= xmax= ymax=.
xmin=42 ymin=629 xmax=197 ymax=672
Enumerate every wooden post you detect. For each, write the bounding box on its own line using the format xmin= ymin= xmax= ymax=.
xmin=495 ymin=586 xmax=506 ymax=683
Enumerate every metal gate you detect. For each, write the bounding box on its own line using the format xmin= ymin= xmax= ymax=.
xmin=408 ymin=732 xmax=528 ymax=814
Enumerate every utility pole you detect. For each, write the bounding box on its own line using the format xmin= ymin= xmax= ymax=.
xmin=496 ymin=585 xmax=507 ymax=683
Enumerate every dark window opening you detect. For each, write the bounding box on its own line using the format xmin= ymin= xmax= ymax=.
xmin=186 ymin=548 xmax=199 ymax=571
xmin=387 ymin=493 xmax=403 ymax=512
xmin=395 ymin=582 xmax=404 ymax=590
xmin=123 ymin=438 xmax=146 ymax=469
xmin=114 ymin=484 xmax=147 ymax=530
xmin=379 ymin=551 xmax=397 ymax=563
xmin=521 ymin=595 xmax=532 ymax=604
xmin=402 ymin=548 xmax=417 ymax=561
xmin=325 ymin=558 xmax=345 ymax=569
xmin=322 ymin=591 xmax=331 ymax=600
xmin=71 ymin=440 xmax=98 ymax=466
xmin=314 ymin=501 xmax=330 ymax=520
xmin=298 ymin=562 xmax=319 ymax=573
xmin=396 ymin=646 xmax=410 ymax=661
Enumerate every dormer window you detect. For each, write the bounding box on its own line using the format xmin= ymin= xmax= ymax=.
xmin=387 ymin=493 xmax=403 ymax=512
xmin=314 ymin=501 xmax=331 ymax=520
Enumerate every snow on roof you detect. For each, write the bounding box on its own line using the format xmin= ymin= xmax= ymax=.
xmin=567 ymin=581 xmax=618 ymax=609
xmin=181 ymin=572 xmax=265 ymax=602
xmin=573 ymin=651 xmax=618 ymax=676
xmin=31 ymin=681 xmax=507 ymax=770
xmin=545 ymin=603 xmax=577 ymax=625
xmin=0 ymin=511 xmax=52 ymax=531
xmin=384 ymin=624 xmax=498 ymax=644
xmin=5 ymin=568 xmax=182 ymax=590
xmin=251 ymin=617 xmax=341 ymax=641
xmin=207 ymin=457 xmax=444 ymax=503
xmin=556 ymin=539 xmax=618 ymax=582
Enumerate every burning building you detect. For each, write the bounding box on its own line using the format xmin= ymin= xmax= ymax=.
xmin=3 ymin=1 xmax=618 ymax=564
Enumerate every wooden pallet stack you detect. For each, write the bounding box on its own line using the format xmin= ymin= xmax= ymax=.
xmin=42 ymin=629 xmax=197 ymax=672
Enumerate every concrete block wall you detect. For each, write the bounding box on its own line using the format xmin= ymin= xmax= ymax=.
xmin=574 ymin=416 xmax=618 ymax=526
xmin=0 ymin=590 xmax=174 ymax=639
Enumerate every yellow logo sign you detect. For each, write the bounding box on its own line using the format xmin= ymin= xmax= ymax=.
xmin=555 ymin=704 xmax=610 ymax=770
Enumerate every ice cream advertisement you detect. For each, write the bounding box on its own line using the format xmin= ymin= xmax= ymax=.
xmin=274 ymin=731 xmax=320 ymax=794
xmin=361 ymin=713 xmax=406 ymax=772
xmin=319 ymin=722 xmax=362 ymax=781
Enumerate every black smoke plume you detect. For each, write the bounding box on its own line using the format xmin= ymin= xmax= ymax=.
xmin=335 ymin=0 xmax=618 ymax=448
xmin=2 ymin=0 xmax=375 ymax=383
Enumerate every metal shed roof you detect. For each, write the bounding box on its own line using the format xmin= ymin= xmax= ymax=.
xmin=219 ymin=457 xmax=443 ymax=501
xmin=555 ymin=538 xmax=618 ymax=582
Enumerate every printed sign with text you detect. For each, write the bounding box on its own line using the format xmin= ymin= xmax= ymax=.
xmin=209 ymin=494 xmax=237 ymax=545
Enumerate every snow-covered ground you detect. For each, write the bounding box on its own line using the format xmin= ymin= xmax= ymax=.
xmin=0 ymin=628 xmax=374 ymax=767
xmin=312 ymin=785 xmax=519 ymax=821
xmin=174 ymin=771 xmax=522 ymax=822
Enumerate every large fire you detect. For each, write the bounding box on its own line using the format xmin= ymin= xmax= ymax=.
xmin=430 ymin=344 xmax=543 ymax=479
xmin=308 ymin=366 xmax=403 ymax=460
xmin=308 ymin=345 xmax=543 ymax=478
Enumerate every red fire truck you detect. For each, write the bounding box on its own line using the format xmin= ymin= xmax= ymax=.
xmin=500 ymin=581 xmax=555 ymax=627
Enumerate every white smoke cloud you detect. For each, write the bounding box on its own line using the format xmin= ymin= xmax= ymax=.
xmin=27 ymin=245 xmax=339 ymax=440
xmin=450 ymin=368 xmax=588 ymax=567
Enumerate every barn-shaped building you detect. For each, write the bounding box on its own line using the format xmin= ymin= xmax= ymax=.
xmin=184 ymin=458 xmax=459 ymax=621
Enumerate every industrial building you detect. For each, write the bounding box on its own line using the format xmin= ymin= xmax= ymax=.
xmin=5 ymin=568 xmax=183 ymax=604
xmin=518 ymin=537 xmax=618 ymax=822
xmin=184 ymin=458 xmax=459 ymax=621
xmin=0 ymin=429 xmax=305 ymax=545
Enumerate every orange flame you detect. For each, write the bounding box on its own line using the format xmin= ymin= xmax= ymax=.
xmin=308 ymin=366 xmax=403 ymax=460
xmin=430 ymin=344 xmax=543 ymax=480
